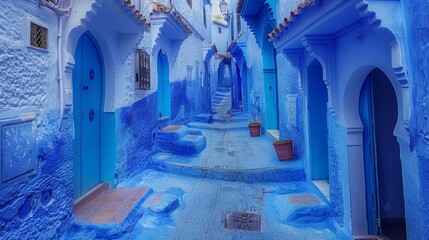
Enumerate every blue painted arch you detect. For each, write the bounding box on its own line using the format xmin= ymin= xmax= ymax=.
xmin=359 ymin=68 xmax=405 ymax=237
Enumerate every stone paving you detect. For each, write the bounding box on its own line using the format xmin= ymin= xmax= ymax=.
xmin=63 ymin=119 xmax=351 ymax=240
xmin=117 ymin=170 xmax=348 ymax=239
xmin=149 ymin=125 xmax=305 ymax=183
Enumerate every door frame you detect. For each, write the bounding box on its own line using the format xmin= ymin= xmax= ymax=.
xmin=72 ymin=31 xmax=106 ymax=200
xmin=307 ymin=59 xmax=329 ymax=181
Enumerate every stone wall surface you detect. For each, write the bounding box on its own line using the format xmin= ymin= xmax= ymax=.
xmin=403 ymin=0 xmax=429 ymax=239
xmin=0 ymin=1 xmax=74 ymax=239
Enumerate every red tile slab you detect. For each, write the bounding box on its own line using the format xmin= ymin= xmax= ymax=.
xmin=74 ymin=187 xmax=150 ymax=224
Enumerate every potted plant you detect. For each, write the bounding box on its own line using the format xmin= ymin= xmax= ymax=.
xmin=248 ymin=122 xmax=261 ymax=137
xmin=272 ymin=140 xmax=293 ymax=161
xmin=248 ymin=96 xmax=262 ymax=137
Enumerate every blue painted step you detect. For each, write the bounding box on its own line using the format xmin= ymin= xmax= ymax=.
xmin=274 ymin=193 xmax=333 ymax=228
xmin=157 ymin=125 xmax=207 ymax=156
xmin=196 ymin=114 xmax=213 ymax=123
xmin=150 ymin=160 xmax=306 ymax=183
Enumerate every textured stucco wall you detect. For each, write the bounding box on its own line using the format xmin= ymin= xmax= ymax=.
xmin=403 ymin=0 xmax=429 ymax=239
xmin=326 ymin=114 xmax=350 ymax=231
xmin=0 ymin=1 xmax=74 ymax=239
xmin=245 ymin=35 xmax=265 ymax=126
xmin=0 ymin=1 xmax=58 ymax=111
xmin=275 ymin=54 xmax=306 ymax=159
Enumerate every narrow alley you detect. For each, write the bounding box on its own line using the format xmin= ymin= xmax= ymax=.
xmin=63 ymin=114 xmax=344 ymax=239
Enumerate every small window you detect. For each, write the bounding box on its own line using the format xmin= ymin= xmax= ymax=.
xmin=218 ymin=27 xmax=222 ymax=34
xmin=187 ymin=0 xmax=192 ymax=8
xmin=135 ymin=49 xmax=150 ymax=90
xmin=30 ymin=22 xmax=48 ymax=50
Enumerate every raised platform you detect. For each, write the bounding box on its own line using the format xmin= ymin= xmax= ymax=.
xmin=150 ymin=127 xmax=305 ymax=183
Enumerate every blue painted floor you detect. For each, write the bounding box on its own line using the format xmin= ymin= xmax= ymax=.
xmin=63 ymin=119 xmax=351 ymax=239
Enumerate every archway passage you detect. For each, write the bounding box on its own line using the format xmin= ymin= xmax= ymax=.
xmin=359 ymin=68 xmax=406 ymax=239
xmin=157 ymin=50 xmax=171 ymax=118
xmin=308 ymin=59 xmax=329 ymax=181
xmin=73 ymin=32 xmax=103 ymax=199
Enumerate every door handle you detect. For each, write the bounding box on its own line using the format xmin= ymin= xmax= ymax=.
xmin=83 ymin=85 xmax=89 ymax=90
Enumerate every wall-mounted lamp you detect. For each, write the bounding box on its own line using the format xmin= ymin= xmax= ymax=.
xmin=219 ymin=0 xmax=228 ymax=15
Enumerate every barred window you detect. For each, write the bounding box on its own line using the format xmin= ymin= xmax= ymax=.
xmin=187 ymin=0 xmax=192 ymax=8
xmin=30 ymin=22 xmax=48 ymax=50
xmin=135 ymin=49 xmax=150 ymax=90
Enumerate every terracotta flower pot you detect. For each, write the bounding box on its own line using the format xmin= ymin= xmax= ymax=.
xmin=248 ymin=123 xmax=261 ymax=137
xmin=273 ymin=140 xmax=293 ymax=161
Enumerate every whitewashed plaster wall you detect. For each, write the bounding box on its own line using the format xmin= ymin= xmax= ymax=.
xmin=0 ymin=0 xmax=59 ymax=113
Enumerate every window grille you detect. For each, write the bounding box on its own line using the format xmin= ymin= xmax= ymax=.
xmin=30 ymin=22 xmax=48 ymax=50
xmin=187 ymin=0 xmax=192 ymax=8
xmin=135 ymin=49 xmax=150 ymax=90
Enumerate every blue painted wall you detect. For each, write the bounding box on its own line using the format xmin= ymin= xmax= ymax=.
xmin=115 ymin=76 xmax=203 ymax=183
xmin=403 ymin=0 xmax=429 ymax=239
xmin=0 ymin=113 xmax=74 ymax=240
xmin=0 ymin=1 xmax=75 ymax=239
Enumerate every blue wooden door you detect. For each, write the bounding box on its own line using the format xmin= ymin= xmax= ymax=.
xmin=157 ymin=50 xmax=170 ymax=117
xmin=73 ymin=33 xmax=102 ymax=199
xmin=308 ymin=61 xmax=329 ymax=180
xmin=359 ymin=76 xmax=380 ymax=235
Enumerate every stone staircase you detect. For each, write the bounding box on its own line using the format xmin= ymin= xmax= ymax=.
xmin=211 ymin=87 xmax=231 ymax=114
xmin=157 ymin=125 xmax=207 ymax=156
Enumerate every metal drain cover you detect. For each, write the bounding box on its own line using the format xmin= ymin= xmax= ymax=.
xmin=224 ymin=212 xmax=261 ymax=231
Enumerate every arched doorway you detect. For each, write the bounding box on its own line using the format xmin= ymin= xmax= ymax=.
xmin=262 ymin=24 xmax=278 ymax=130
xmin=157 ymin=50 xmax=171 ymax=118
xmin=73 ymin=32 xmax=103 ymax=199
xmin=359 ymin=68 xmax=406 ymax=238
xmin=308 ymin=59 xmax=329 ymax=181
